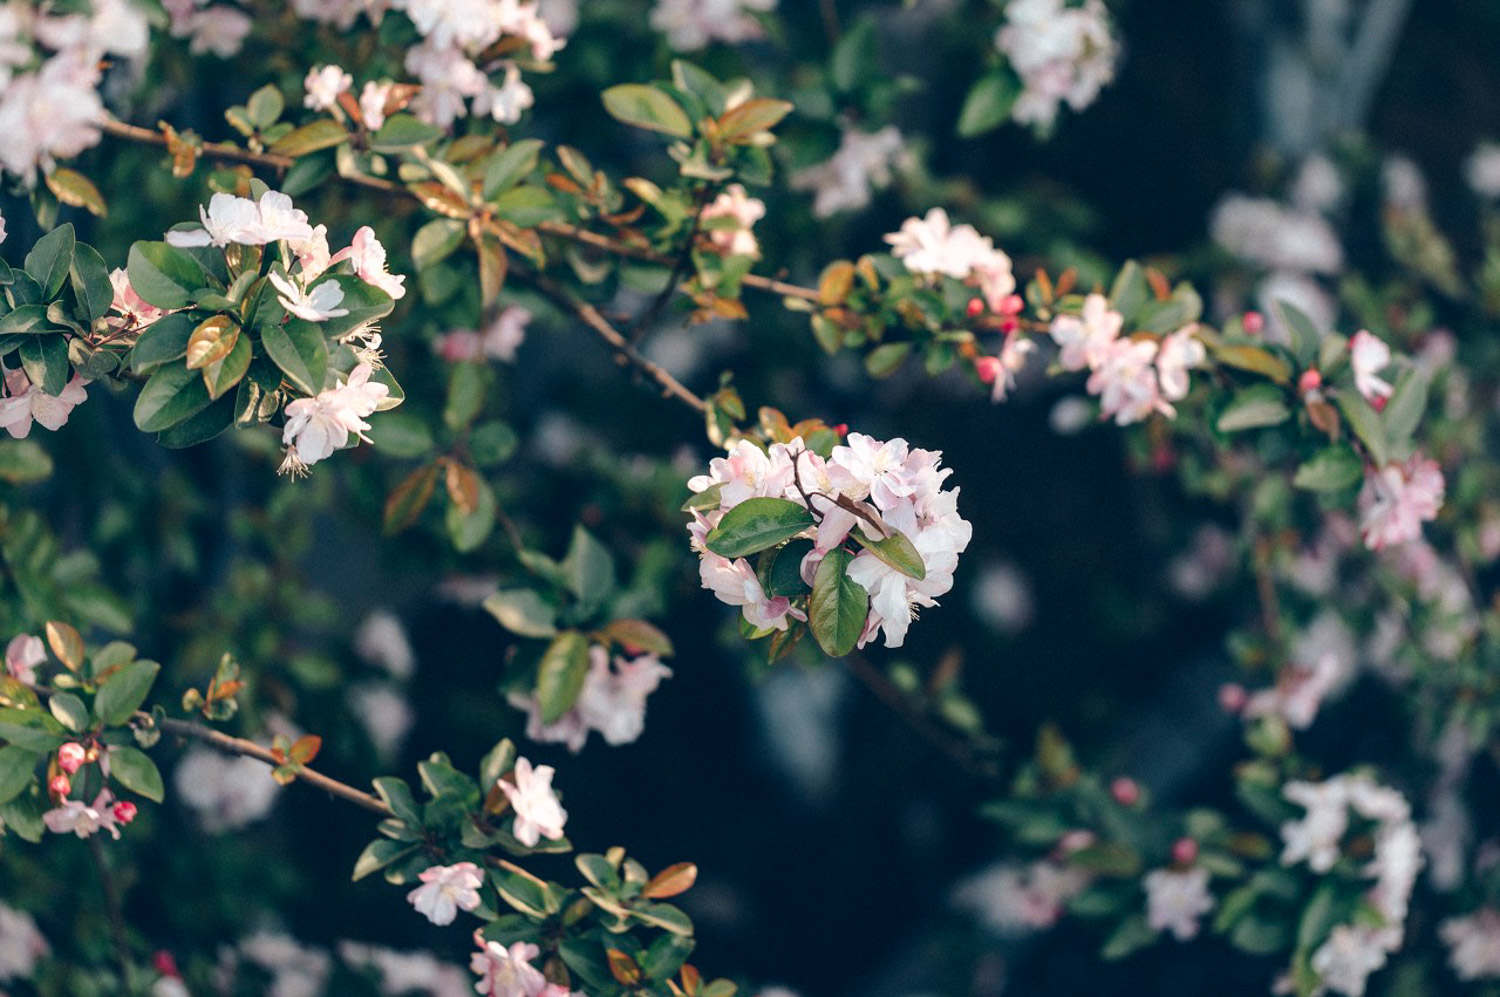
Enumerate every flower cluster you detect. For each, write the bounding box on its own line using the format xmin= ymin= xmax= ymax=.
xmin=700 ymin=184 xmax=766 ymax=259
xmin=650 ymin=0 xmax=777 ymax=51
xmin=1441 ymin=908 xmax=1500 ymax=981
xmin=281 ymin=363 xmax=390 ymax=474
xmin=161 ymin=0 xmax=252 ymax=58
xmin=1049 ymin=293 xmax=1206 ymax=425
xmin=508 ymin=645 xmax=673 ymax=753
xmin=1143 ymin=864 xmax=1214 ymax=941
xmin=687 ymin=432 xmax=972 ymax=649
xmin=471 ymin=934 xmax=579 ymax=997
xmin=1278 ymin=773 xmax=1422 ymax=996
xmin=0 ymin=368 xmax=88 ymax=440
xmin=994 ymin=0 xmax=1118 ymax=131
xmin=1357 ymin=454 xmax=1444 ymax=551
xmin=885 ymin=208 xmax=1016 ymax=311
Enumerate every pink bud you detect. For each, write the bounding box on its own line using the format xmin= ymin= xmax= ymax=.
xmin=153 ymin=951 xmax=179 ymax=977
xmin=1056 ymin=829 xmax=1097 ymax=856
xmin=974 ymin=356 xmax=1002 ymax=384
xmin=999 ymin=294 xmax=1025 ymax=316
xmin=1371 ymin=395 xmax=1388 ymax=413
xmin=1171 ymin=836 xmax=1198 ymax=866
xmin=1297 ymin=368 xmax=1322 ymax=395
xmin=966 ymin=297 xmax=985 ymax=318
xmin=999 ymin=317 xmax=1019 ymax=334
xmin=48 ymin=774 xmax=70 ymax=798
xmin=1110 ymin=776 xmax=1140 ymax=806
xmin=1242 ymin=310 xmax=1264 ymax=334
xmin=113 ymin=801 xmax=138 ymax=824
xmin=1218 ymin=682 xmax=1247 ymax=713
xmin=58 ymin=742 xmax=86 ymax=774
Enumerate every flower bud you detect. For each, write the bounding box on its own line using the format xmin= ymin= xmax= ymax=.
xmin=1110 ymin=776 xmax=1140 ymax=806
xmin=1298 ymin=368 xmax=1322 ymax=395
xmin=974 ymin=356 xmax=1002 ymax=384
xmin=153 ymin=951 xmax=180 ymax=977
xmin=966 ymin=297 xmax=985 ymax=318
xmin=1171 ymin=836 xmax=1198 ymax=866
xmin=48 ymin=774 xmax=70 ymax=798
xmin=1372 ymin=394 xmax=1388 ymax=413
xmin=1056 ymin=829 xmax=1097 ymax=856
xmin=999 ymin=317 xmax=1019 ymax=334
xmin=999 ymin=293 xmax=1025 ymax=316
xmin=113 ymin=801 xmax=138 ymax=824
xmin=58 ymin=742 xmax=86 ymax=775
xmin=1218 ymin=682 xmax=1247 ymax=713
xmin=1242 ymin=310 xmax=1264 ymax=334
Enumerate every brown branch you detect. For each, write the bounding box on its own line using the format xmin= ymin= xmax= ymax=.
xmin=516 ymin=266 xmax=707 ymax=413
xmin=845 ymin=653 xmax=1000 ymax=784
xmin=152 ymin=716 xmax=394 ymax=817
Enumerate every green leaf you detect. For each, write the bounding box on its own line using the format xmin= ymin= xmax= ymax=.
xmin=470 ymin=421 xmax=518 ymax=466
xmin=0 ymin=440 xmax=53 ymax=484
xmin=25 ymin=224 xmax=75 ymax=298
xmin=640 ymin=934 xmax=695 ymax=981
xmin=830 ymin=16 xmax=878 ymax=92
xmin=202 ymin=329 xmax=252 ymax=400
xmin=1293 ymin=446 xmax=1364 ymax=492
xmin=703 ymin=498 xmax=815 ymax=558
xmin=0 ymin=746 xmax=38 ymax=805
xmin=561 ymin=525 xmax=616 ymax=611
xmin=1212 ymin=342 xmax=1292 ymax=384
xmin=109 ymin=745 xmax=164 ymax=802
xmin=246 ymin=84 xmax=285 ymax=128
xmin=717 ymin=98 xmax=794 ymax=141
xmin=269 ymin=119 xmax=349 ymax=157
xmin=0 ymin=707 xmax=66 ymax=751
xmin=1272 ymin=299 xmax=1321 ymax=367
xmin=371 ymin=776 xmax=423 ymax=825
xmin=1216 ymin=384 xmax=1292 ymax=432
xmin=48 ymin=692 xmax=88 ymax=732
xmin=809 ymin=548 xmax=868 ymax=658
xmin=444 ymin=361 xmax=490 ymax=431
xmin=765 ymin=539 xmax=813 ymax=597
xmin=353 ymin=838 xmax=417 ymax=880
xmin=602 ymin=84 xmax=694 ymax=138
xmin=129 ymin=313 xmax=197 ymax=372
xmin=492 ymin=185 xmax=563 ymax=227
xmin=863 ymin=341 xmax=911 ymax=378
xmin=851 ymin=529 xmax=926 ymax=580
xmin=536 ymin=631 xmax=590 ymax=725
xmin=445 ymin=474 xmax=496 ymax=552
xmin=156 ymin=395 xmax=234 ymax=448
xmin=126 ymin=242 xmax=209 ymax=310
xmin=0 ymin=304 xmax=51 ymax=334
xmin=19 ymin=335 xmax=69 ymax=396
xmin=957 ymin=70 xmax=1019 ymax=137
xmin=483 ymin=589 xmax=559 ymax=638
xmin=0 ymin=790 xmax=45 ymax=841
xmin=94 ymin=660 xmax=160 ymax=726
xmin=369 ymin=114 xmax=445 ymax=152
xmin=260 ymin=319 xmax=329 ymax=395
xmin=1382 ymin=367 xmax=1429 ymax=451
xmin=411 ymin=218 xmax=467 ymax=270
xmin=1108 ymin=261 xmax=1149 ymax=320
xmin=133 ymin=362 xmax=213 ymax=433
xmin=69 ymin=243 xmax=113 ymax=323
xmin=631 ymin=902 xmax=693 ymax=936
xmin=1335 ymin=391 xmax=1389 ymax=466
xmin=478 ymin=738 xmax=516 ymax=790
xmin=1101 ymin=913 xmax=1157 ymax=960
xmin=484 ymin=139 xmax=545 ymax=199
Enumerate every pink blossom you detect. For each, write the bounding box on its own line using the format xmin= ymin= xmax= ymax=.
xmin=1358 ymin=455 xmax=1444 ymax=550
xmin=332 ymin=226 xmax=406 ymax=300
xmin=281 ymin=363 xmax=390 ymax=470
xmin=1349 ymin=330 xmax=1394 ymax=403
xmin=0 ymin=369 xmax=88 ymax=439
xmin=43 ymin=790 xmax=120 ymax=839
xmin=109 ymin=268 xmax=167 ymax=328
xmin=4 ymin=634 xmax=44 ymax=684
xmin=470 ymin=932 xmax=545 ymax=997
xmin=1156 ymin=325 xmax=1205 ymax=401
xmin=1087 ymin=336 xmax=1170 ymax=425
xmin=699 ymin=553 xmax=802 ymax=631
xmin=407 ymin=862 xmax=483 ymax=925
xmin=497 ymin=757 xmax=567 ymax=847
xmin=701 ymin=184 xmax=765 ymax=258
xmin=1143 ymin=866 xmax=1213 ymax=941
xmin=978 ymin=332 xmax=1035 ymax=403
xmin=1049 ymin=293 xmax=1121 ymax=371
xmin=58 ymin=743 xmax=86 ymax=775
xmin=304 ymin=65 xmax=352 ymax=111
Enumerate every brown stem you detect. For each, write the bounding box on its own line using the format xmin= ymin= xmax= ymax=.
xmin=845 ymin=653 xmax=1000 ymax=783
xmin=515 ymin=265 xmax=707 ymax=413
xmin=151 ymin=716 xmax=393 ymax=817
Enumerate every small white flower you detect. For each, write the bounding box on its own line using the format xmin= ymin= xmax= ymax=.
xmin=406 ymin=862 xmax=483 ymax=926
xmin=304 ymin=64 xmax=352 ymax=111
xmin=3 ymin=634 xmax=44 ymax=684
xmin=1349 ymin=330 xmax=1393 ymax=403
xmin=497 ymin=757 xmax=567 ymax=846
xmin=1143 ymin=866 xmax=1213 ymax=941
xmin=271 ymin=273 xmax=350 ymax=322
xmin=332 ymin=226 xmax=406 ymax=300
xmin=470 ymin=932 xmax=545 ymax=997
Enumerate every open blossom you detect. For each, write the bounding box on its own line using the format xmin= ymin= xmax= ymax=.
xmin=436 ymin=306 xmax=531 ymax=364
xmin=1049 ymin=293 xmax=1121 ymax=371
xmin=360 ymin=80 xmax=395 ymax=130
xmin=650 ymin=0 xmax=776 ymax=50
xmin=698 ymin=553 xmax=802 ymax=631
xmin=1243 ymin=651 xmax=1344 ymax=730
xmin=4 ymin=634 xmax=45 ymax=684
xmin=510 ymin=645 xmax=673 ymax=752
xmin=1087 ymin=336 xmax=1169 ymax=425
xmin=701 ymin=184 xmax=765 ymax=258
xmin=43 ymin=790 xmax=120 ymax=839
xmin=1357 ymin=455 xmax=1444 ymax=550
xmin=168 ymin=190 xmax=315 ymax=248
xmin=174 ymin=747 xmax=279 ymax=832
xmin=304 ymin=64 xmax=352 ymax=110
xmin=886 ymin=208 xmax=989 ymax=280
xmin=951 ymin=860 xmax=1090 ymax=934
xmin=789 ymin=125 xmax=906 ymax=218
xmin=1442 ymin=909 xmax=1500 ymax=980
xmin=1156 ymin=325 xmax=1205 ymax=401
xmin=331 ymin=226 xmax=406 ymax=300
xmin=282 ymin=363 xmax=389 ymax=469
xmin=470 ymin=933 xmax=546 ymax=997
xmin=0 ymin=51 xmax=105 ymax=180
xmin=109 ymin=268 xmax=167 ymax=328
xmin=0 ymin=369 xmax=88 ymax=439
xmin=497 ymin=757 xmax=567 ymax=846
xmin=473 ymin=63 xmax=535 ymax=124
xmin=977 ymin=331 xmax=1035 ymax=403
xmin=995 ymin=0 xmax=1117 ymax=130
xmin=407 ymin=862 xmax=483 ymax=925
xmin=0 ymin=901 xmax=48 ymax=983
xmin=1349 ymin=330 xmax=1394 ymax=402
xmin=1143 ymin=867 xmax=1213 ymax=941
xmin=1312 ymin=925 xmax=1396 ymax=997
xmin=271 ymin=273 xmax=351 ymax=322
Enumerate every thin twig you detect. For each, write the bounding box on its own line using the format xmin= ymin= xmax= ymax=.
xmin=627 ymin=183 xmax=714 ymax=345
xmin=516 ymin=266 xmax=708 ymax=412
xmin=845 ymin=652 xmax=1000 ymax=784
xmin=152 ymin=716 xmax=394 ymax=817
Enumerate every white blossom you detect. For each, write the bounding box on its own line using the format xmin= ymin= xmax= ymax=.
xmin=0 ymin=901 xmax=48 ymax=983
xmin=650 ymin=0 xmax=776 ymax=50
xmin=497 ymin=757 xmax=567 ymax=846
xmin=1358 ymin=455 xmax=1444 ymax=551
xmin=789 ymin=125 xmax=906 ymax=218
xmin=406 ymin=862 xmax=483 ymax=926
xmin=304 ymin=65 xmax=353 ymax=111
xmin=1143 ymin=866 xmax=1213 ymax=941
xmin=1442 ymin=909 xmax=1500 ymax=980
xmin=174 ymin=747 xmax=280 ymax=832
xmin=469 ymin=932 xmax=546 ymax=997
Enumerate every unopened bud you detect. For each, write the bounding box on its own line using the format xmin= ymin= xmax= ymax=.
xmin=1298 ymin=368 xmax=1322 ymax=394
xmin=966 ymin=297 xmax=985 ymax=318
xmin=1171 ymin=836 xmax=1198 ymax=866
xmin=1110 ymin=776 xmax=1140 ymax=806
xmin=48 ymin=774 xmax=70 ymax=798
xmin=113 ymin=801 xmax=138 ymax=824
xmin=58 ymin=742 xmax=86 ymax=775
xmin=1242 ymin=310 xmax=1264 ymax=334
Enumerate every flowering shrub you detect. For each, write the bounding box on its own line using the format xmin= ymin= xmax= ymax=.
xmin=0 ymin=2 xmax=1498 ymax=997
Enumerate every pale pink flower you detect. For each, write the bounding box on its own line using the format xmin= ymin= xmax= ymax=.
xmin=109 ymin=268 xmax=167 ymax=327
xmin=0 ymin=900 xmax=49 ymax=982
xmin=290 ymin=225 xmax=333 ymax=281
xmin=687 ymin=438 xmax=798 ymax=509
xmin=167 ymin=192 xmax=261 ymax=248
xmin=700 ymin=184 xmax=765 ymax=258
xmin=0 ymin=369 xmax=88 ymax=439
xmin=470 ymin=932 xmax=545 ymax=997
xmin=330 ymin=226 xmax=406 ymax=300
xmin=1156 ymin=325 xmax=1205 ymax=401
xmin=183 ymin=6 xmax=252 ymax=57
xmin=650 ymin=0 xmax=775 ymax=50
xmin=497 ymin=757 xmax=567 ymax=846
xmin=699 ymin=554 xmax=802 ymax=631
xmin=1087 ymin=336 xmax=1170 ymax=425
xmin=481 ymin=306 xmax=529 ymax=362
xmin=1143 ymin=866 xmax=1213 ymax=941
xmin=473 ymin=63 xmax=535 ymax=124
xmin=1349 ymin=330 xmax=1394 ymax=403
xmin=1442 ymin=909 xmax=1500 ymax=980
xmin=884 ymin=208 xmax=993 ymax=279
xmin=281 ymin=364 xmax=388 ymax=467
xmin=1310 ymin=924 xmax=1394 ymax=997
xmin=360 ymin=80 xmax=395 ymax=131
xmin=3 ymin=634 xmax=44 ymax=684
xmin=1049 ymin=293 xmax=1121 ymax=371
xmin=1358 ymin=455 xmax=1444 ymax=550
xmin=271 ymin=273 xmax=351 ymax=322
xmin=304 ymin=65 xmax=353 ymax=111
xmin=575 ymin=648 xmax=673 ymax=746
xmin=406 ymin=862 xmax=483 ymax=925
xmin=43 ymin=790 xmax=120 ymax=839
